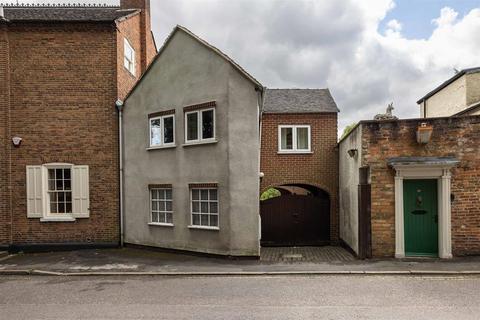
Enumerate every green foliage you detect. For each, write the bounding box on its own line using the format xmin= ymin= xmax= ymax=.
xmin=340 ymin=123 xmax=357 ymax=140
xmin=260 ymin=188 xmax=281 ymax=201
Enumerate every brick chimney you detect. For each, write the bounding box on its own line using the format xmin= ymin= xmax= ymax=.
xmin=120 ymin=0 xmax=152 ymax=72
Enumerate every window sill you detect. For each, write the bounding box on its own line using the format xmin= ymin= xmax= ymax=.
xmin=147 ymin=145 xmax=176 ymax=151
xmin=40 ymin=216 xmax=76 ymax=222
xmin=182 ymin=140 xmax=218 ymax=147
xmin=123 ymin=66 xmax=136 ymax=78
xmin=188 ymin=225 xmax=220 ymax=231
xmin=277 ymin=151 xmax=313 ymax=155
xmin=148 ymin=222 xmax=174 ymax=227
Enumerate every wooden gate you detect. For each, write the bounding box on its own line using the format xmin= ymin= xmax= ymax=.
xmin=260 ymin=194 xmax=330 ymax=246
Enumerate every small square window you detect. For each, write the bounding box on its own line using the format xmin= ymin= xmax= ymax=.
xmin=190 ymin=188 xmax=219 ymax=228
xmin=150 ymin=188 xmax=173 ymax=225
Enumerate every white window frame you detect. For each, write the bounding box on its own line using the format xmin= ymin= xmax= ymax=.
xmin=44 ymin=163 xmax=73 ymax=217
xmin=124 ymin=38 xmax=135 ymax=76
xmin=278 ymin=125 xmax=311 ymax=153
xmin=184 ymin=108 xmax=216 ymax=144
xmin=149 ymin=187 xmax=174 ymax=227
xmin=189 ymin=187 xmax=219 ymax=230
xmin=149 ymin=114 xmax=176 ymax=148
xmin=26 ymin=163 xmax=90 ymax=222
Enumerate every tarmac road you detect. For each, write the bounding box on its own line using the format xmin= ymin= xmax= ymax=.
xmin=0 ymin=275 xmax=479 ymax=319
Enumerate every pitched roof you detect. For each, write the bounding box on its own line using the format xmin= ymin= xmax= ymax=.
xmin=125 ymin=25 xmax=263 ymax=102
xmin=2 ymin=6 xmax=139 ymax=22
xmin=263 ymin=89 xmax=339 ymax=113
xmin=417 ymin=67 xmax=480 ymax=104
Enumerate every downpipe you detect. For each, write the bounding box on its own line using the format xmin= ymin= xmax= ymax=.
xmin=116 ymin=99 xmax=125 ymax=247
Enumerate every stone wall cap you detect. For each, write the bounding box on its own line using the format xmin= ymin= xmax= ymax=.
xmin=387 ymin=157 xmax=460 ymax=167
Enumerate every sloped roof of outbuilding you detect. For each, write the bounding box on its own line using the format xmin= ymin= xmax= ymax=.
xmin=263 ymin=88 xmax=339 ymax=113
xmin=2 ymin=6 xmax=139 ymax=22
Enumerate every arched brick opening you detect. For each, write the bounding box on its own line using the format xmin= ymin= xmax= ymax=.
xmin=260 ymin=183 xmax=331 ymax=246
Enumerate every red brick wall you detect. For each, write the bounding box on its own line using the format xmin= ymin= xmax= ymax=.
xmin=260 ymin=113 xmax=339 ymax=242
xmin=362 ymin=116 xmax=480 ymax=257
xmin=117 ymin=14 xmax=141 ymax=100
xmin=120 ymin=0 xmax=156 ymax=72
xmin=6 ymin=22 xmax=120 ymax=245
xmin=0 ymin=22 xmax=10 ymax=246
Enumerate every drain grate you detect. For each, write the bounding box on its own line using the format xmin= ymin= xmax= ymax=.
xmin=282 ymin=254 xmax=303 ymax=259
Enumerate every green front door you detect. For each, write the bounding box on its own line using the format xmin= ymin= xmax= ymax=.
xmin=403 ymin=179 xmax=438 ymax=257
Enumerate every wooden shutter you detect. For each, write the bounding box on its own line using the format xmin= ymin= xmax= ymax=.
xmin=26 ymin=166 xmax=43 ymax=218
xmin=72 ymin=165 xmax=90 ymax=217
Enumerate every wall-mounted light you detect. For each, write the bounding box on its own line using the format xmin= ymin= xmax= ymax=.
xmin=347 ymin=149 xmax=358 ymax=158
xmin=416 ymin=122 xmax=433 ymax=144
xmin=12 ymin=136 xmax=22 ymax=147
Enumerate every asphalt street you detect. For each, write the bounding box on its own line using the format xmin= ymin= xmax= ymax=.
xmin=0 ymin=275 xmax=479 ymax=319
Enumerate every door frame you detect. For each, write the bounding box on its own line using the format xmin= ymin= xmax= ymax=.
xmin=390 ymin=163 xmax=456 ymax=259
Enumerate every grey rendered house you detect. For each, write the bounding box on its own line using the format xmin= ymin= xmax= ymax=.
xmin=122 ymin=26 xmax=264 ymax=256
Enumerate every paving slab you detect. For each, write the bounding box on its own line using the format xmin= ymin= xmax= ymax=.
xmin=0 ymin=247 xmax=479 ymax=275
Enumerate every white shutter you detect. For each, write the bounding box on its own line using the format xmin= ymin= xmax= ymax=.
xmin=72 ymin=165 xmax=90 ymax=217
xmin=26 ymin=166 xmax=43 ymax=218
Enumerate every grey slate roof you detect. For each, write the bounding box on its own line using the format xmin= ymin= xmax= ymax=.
xmin=263 ymin=89 xmax=339 ymax=113
xmin=417 ymin=67 xmax=480 ymax=104
xmin=2 ymin=6 xmax=139 ymax=22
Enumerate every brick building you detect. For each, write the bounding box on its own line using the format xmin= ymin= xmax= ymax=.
xmin=0 ymin=1 xmax=156 ymax=251
xmin=260 ymin=89 xmax=339 ymax=246
xmin=339 ymin=116 xmax=480 ymax=258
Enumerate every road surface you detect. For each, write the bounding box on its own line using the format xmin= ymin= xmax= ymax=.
xmin=0 ymin=275 xmax=479 ymax=319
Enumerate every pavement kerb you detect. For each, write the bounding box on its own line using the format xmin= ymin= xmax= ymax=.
xmin=0 ymin=269 xmax=479 ymax=277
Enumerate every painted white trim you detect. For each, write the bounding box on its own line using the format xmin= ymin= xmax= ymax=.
xmin=188 ymin=225 xmax=220 ymax=231
xmin=278 ymin=125 xmax=311 ymax=153
xmin=184 ymin=108 xmax=216 ymax=144
xmin=394 ymin=174 xmax=405 ymax=258
xmin=40 ymin=216 xmax=76 ymax=223
xmin=182 ymin=140 xmax=218 ymax=147
xmin=391 ymin=164 xmax=455 ymax=259
xmin=148 ymin=222 xmax=174 ymax=227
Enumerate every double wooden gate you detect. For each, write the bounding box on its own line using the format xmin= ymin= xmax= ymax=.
xmin=260 ymin=194 xmax=330 ymax=246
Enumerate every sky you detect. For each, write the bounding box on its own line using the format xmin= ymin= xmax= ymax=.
xmin=9 ymin=0 xmax=480 ymax=135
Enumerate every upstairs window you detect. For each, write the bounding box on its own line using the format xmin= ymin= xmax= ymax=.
xmin=278 ymin=125 xmax=311 ymax=153
xmin=150 ymin=114 xmax=175 ymax=147
xmin=124 ymin=38 xmax=135 ymax=75
xmin=185 ymin=108 xmax=215 ymax=143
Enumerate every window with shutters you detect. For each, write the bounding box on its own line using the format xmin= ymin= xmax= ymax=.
xmin=26 ymin=163 xmax=89 ymax=222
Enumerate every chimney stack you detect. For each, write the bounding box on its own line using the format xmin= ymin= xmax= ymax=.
xmin=120 ymin=0 xmax=151 ymax=73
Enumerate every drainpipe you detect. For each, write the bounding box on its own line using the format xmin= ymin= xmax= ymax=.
xmin=116 ymin=99 xmax=125 ymax=247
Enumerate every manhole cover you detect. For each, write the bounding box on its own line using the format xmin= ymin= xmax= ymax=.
xmin=282 ymin=254 xmax=303 ymax=259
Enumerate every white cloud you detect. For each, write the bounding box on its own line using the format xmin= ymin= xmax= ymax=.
xmin=432 ymin=7 xmax=459 ymax=27
xmin=149 ymin=1 xmax=480 ymax=136
xmin=17 ymin=1 xmax=480 ymax=137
